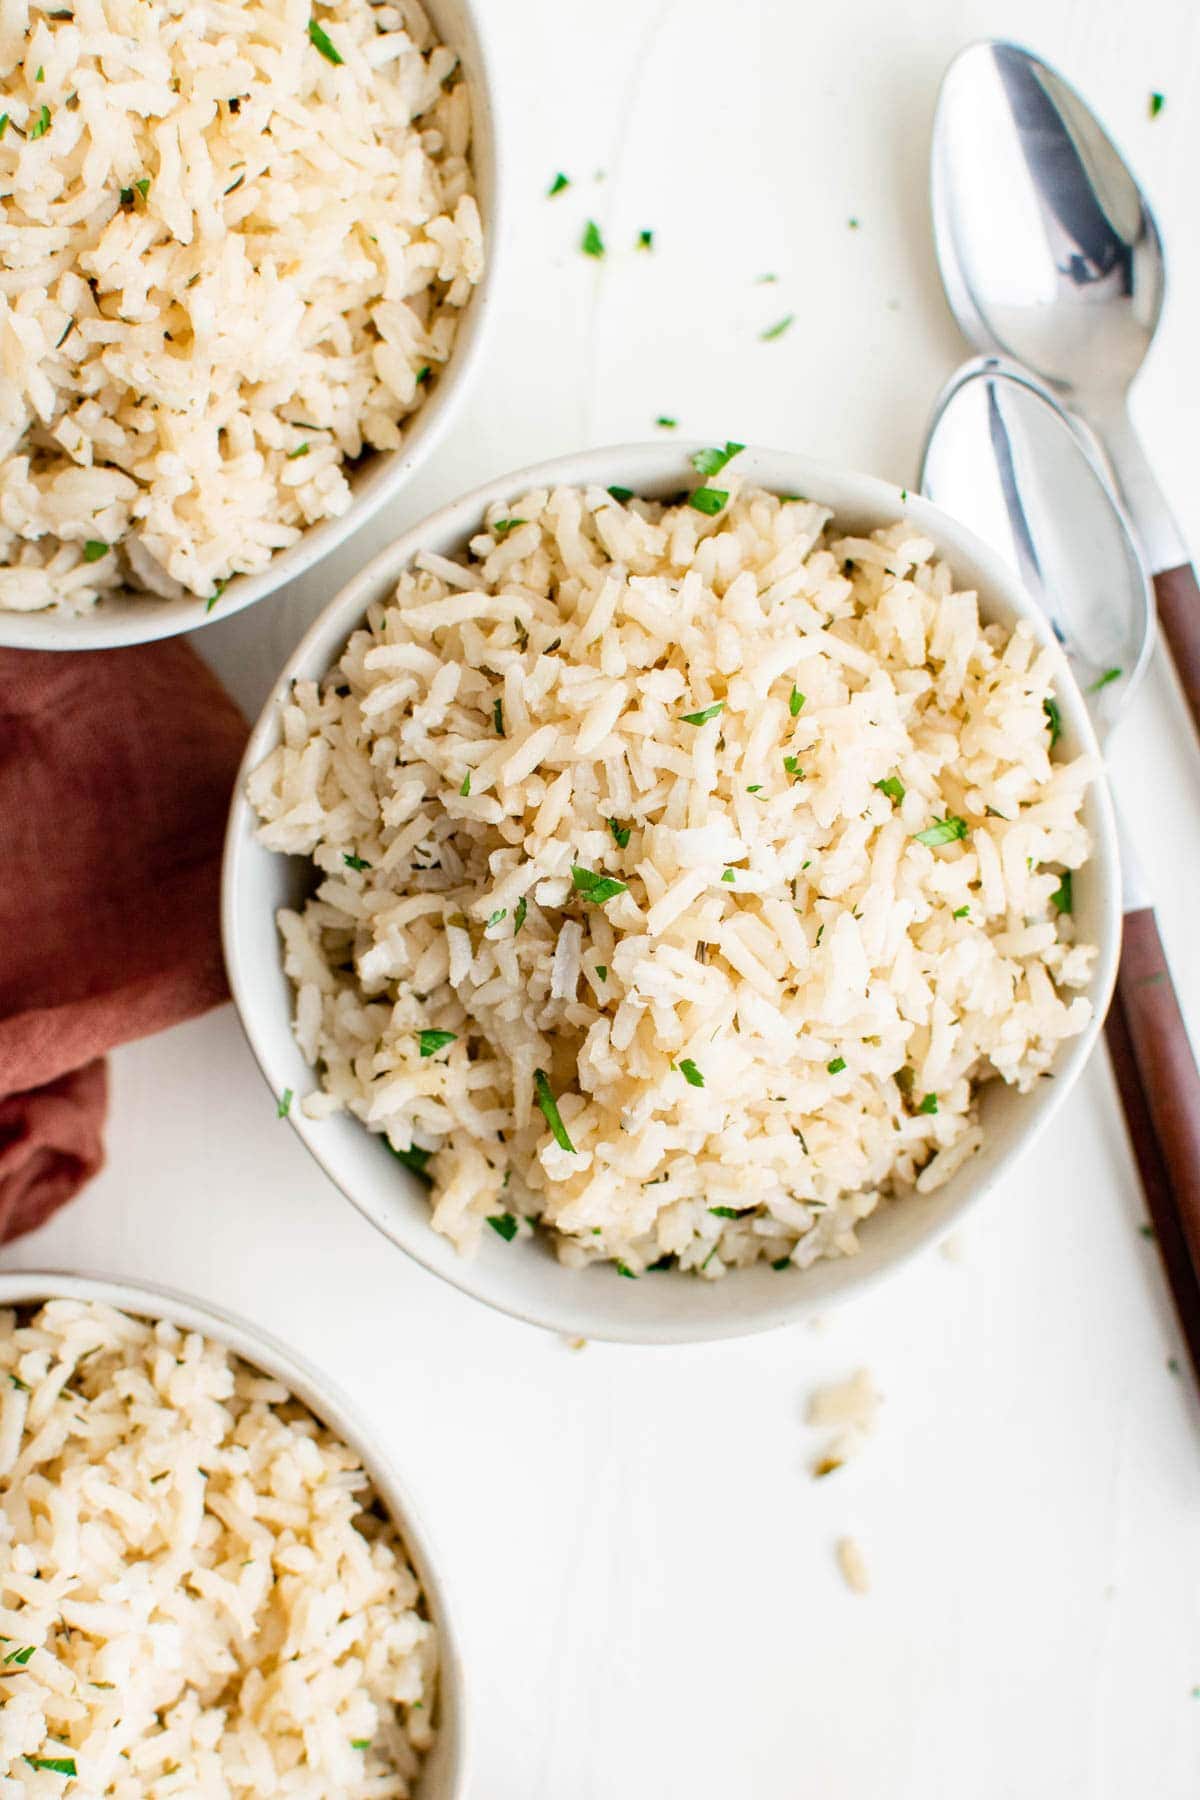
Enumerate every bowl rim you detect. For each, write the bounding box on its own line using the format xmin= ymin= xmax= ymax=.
xmin=0 ymin=1267 xmax=470 ymax=1800
xmin=222 ymin=438 xmax=1121 ymax=1344
xmin=0 ymin=0 xmax=501 ymax=654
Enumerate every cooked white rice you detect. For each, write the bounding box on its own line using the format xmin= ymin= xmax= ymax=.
xmin=0 ymin=0 xmax=482 ymax=612
xmin=0 ymin=1299 xmax=436 ymax=1795
xmin=249 ymin=474 xmax=1097 ymax=1279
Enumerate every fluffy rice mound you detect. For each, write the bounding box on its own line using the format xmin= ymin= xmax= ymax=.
xmin=249 ymin=476 xmax=1097 ymax=1278
xmin=0 ymin=0 xmax=482 ymax=612
xmin=0 ymin=1300 xmax=437 ymax=1795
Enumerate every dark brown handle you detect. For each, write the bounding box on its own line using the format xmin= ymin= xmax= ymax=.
xmin=1104 ymin=990 xmax=1200 ymax=1386
xmin=1116 ymin=907 xmax=1200 ymax=1283
xmin=1154 ymin=564 xmax=1200 ymax=740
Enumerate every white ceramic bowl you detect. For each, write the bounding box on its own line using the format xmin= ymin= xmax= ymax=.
xmin=0 ymin=0 xmax=498 ymax=654
xmin=222 ymin=441 xmax=1121 ymax=1344
xmin=0 ymin=1269 xmax=468 ymax=1799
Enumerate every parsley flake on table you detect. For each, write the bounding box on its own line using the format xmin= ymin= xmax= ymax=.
xmin=914 ymin=816 xmax=968 ymax=847
xmin=1149 ymin=91 xmax=1165 ymax=118
xmin=690 ymin=441 xmax=743 ymax=478
xmin=308 ymin=16 xmax=343 ymax=64
xmin=608 ymin=817 xmax=631 ymax=848
xmin=677 ymin=1059 xmax=704 ymax=1088
xmin=760 ymin=313 xmax=794 ymax=341
xmin=534 ymin=1069 xmax=576 ymax=1152
xmin=688 ymin=486 xmax=728 ymax=515
xmin=547 ymin=171 xmax=570 ymax=196
xmin=1089 ymin=666 xmax=1122 ymax=692
xmin=656 ymin=415 xmax=677 ymax=429
xmin=276 ymin=1088 xmax=292 ymax=1119
xmin=487 ymin=1212 xmax=519 ymax=1242
xmin=571 ymin=865 xmax=628 ymax=904
xmin=681 ymin=700 xmax=724 ymax=725
xmin=875 ymin=775 xmax=905 ymax=804
xmin=581 ymin=218 xmax=605 ymax=258
xmin=418 ymin=1028 xmax=456 ymax=1058
xmin=636 ymin=228 xmax=654 ymax=249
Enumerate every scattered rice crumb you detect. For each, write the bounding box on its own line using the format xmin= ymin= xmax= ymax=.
xmin=836 ymin=1535 xmax=870 ymax=1595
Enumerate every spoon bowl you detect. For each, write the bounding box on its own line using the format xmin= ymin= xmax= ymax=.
xmin=932 ymin=40 xmax=1164 ymax=411
xmin=919 ymin=358 xmax=1154 ymax=743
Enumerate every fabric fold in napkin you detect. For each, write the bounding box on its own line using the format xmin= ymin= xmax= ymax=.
xmin=0 ymin=641 xmax=248 ymax=1245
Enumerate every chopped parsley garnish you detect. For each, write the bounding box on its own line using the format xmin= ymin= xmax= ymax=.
xmin=760 ymin=313 xmax=794 ymax=341
xmin=581 ymin=218 xmax=605 ymax=258
xmin=848 ymin=216 xmax=860 ymax=229
xmin=681 ymin=700 xmax=724 ymax=726
xmin=678 ymin=1059 xmax=704 ymax=1088
xmin=36 ymin=66 xmax=44 ymax=81
xmin=607 ymin=485 xmax=633 ymax=503
xmin=513 ymin=896 xmax=528 ymax=934
xmin=492 ymin=517 xmax=525 ymax=538
xmin=418 ymin=1028 xmax=457 ymax=1058
xmin=492 ymin=697 xmax=505 ymax=737
xmin=783 ymin=756 xmax=803 ymax=778
xmin=827 ymin=1056 xmax=847 ymax=1074
xmin=547 ymin=171 xmax=570 ymax=196
xmin=351 ymin=1739 xmax=371 ymax=1750
xmin=615 ymin=1260 xmax=637 ymax=1278
xmin=343 ymin=852 xmax=370 ymax=871
xmin=459 ymin=772 xmax=471 ymax=797
xmin=914 ymin=816 xmax=968 ymax=847
xmin=135 ymin=177 xmax=150 ymax=198
xmin=917 ymin=1093 xmax=938 ymax=1115
xmin=308 ymin=16 xmax=343 ymax=64
xmin=789 ymin=686 xmax=805 ymax=717
xmin=875 ymin=775 xmax=905 ymax=804
xmin=534 ymin=1069 xmax=576 ymax=1152
xmin=594 ymin=964 xmax=608 ymax=981
xmin=286 ymin=442 xmax=310 ymax=459
xmin=746 ymin=784 xmax=762 ymax=794
xmin=55 ymin=318 xmax=74 ymax=348
xmin=815 ymin=923 xmax=824 ymax=945
xmin=721 ymin=868 xmax=735 ymax=883
xmin=205 ymin=579 xmax=227 ymax=614
xmin=9 ymin=1373 xmax=30 ymax=1390
xmin=688 ymin=486 xmax=728 ymax=515
xmin=608 ymin=817 xmax=631 ymax=848
xmin=571 ymin=865 xmax=628 ymax=905
xmin=952 ymin=905 xmax=969 ymax=919
xmin=771 ymin=1255 xmax=792 ymax=1271
xmin=1044 ymin=695 xmax=1062 ymax=745
xmin=1051 ymin=869 xmax=1073 ymax=915
xmin=388 ymin=1141 xmax=433 ymax=1184
xmin=486 ymin=909 xmax=507 ymax=928
xmin=82 ymin=540 xmax=108 ymax=562
xmin=487 ymin=1212 xmax=519 ymax=1242
xmin=29 ymin=104 xmax=51 ymax=139
xmin=415 ymin=364 xmax=431 ymax=384
xmin=1149 ymin=91 xmax=1165 ymax=118
xmin=0 ymin=116 xmax=8 ymax=138
xmin=1089 ymin=666 xmax=1122 ymax=692
xmin=276 ymin=1088 xmax=293 ymax=1119
xmin=710 ymin=1205 xmax=744 ymax=1217
xmin=25 ymin=1760 xmax=77 ymax=1777
xmin=4 ymin=1645 xmax=34 ymax=1665
xmin=636 ymin=228 xmax=654 ymax=249
xmin=655 ymin=415 xmax=676 ymax=429
xmin=224 ymin=171 xmax=243 ymax=196
xmin=690 ymin=441 xmax=743 ymax=478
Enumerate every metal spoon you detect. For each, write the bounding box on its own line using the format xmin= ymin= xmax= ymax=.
xmin=932 ymin=39 xmax=1200 ymax=735
xmin=921 ymin=359 xmax=1200 ymax=1377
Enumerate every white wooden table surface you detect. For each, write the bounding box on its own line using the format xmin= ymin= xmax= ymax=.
xmin=7 ymin=2 xmax=1200 ymax=1794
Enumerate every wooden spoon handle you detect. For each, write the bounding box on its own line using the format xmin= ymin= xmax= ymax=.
xmin=1116 ymin=906 xmax=1200 ymax=1282
xmin=1104 ymin=988 xmax=1200 ymax=1386
xmin=1154 ymin=564 xmax=1200 ymax=739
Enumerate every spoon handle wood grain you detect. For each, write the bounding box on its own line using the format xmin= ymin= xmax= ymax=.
xmin=1154 ymin=565 xmax=1200 ymax=740
xmin=1103 ymin=988 xmax=1200 ymax=1387
xmin=1115 ymin=906 xmax=1200 ymax=1285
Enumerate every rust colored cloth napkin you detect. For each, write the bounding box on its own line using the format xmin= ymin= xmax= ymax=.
xmin=0 ymin=641 xmax=248 ymax=1244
